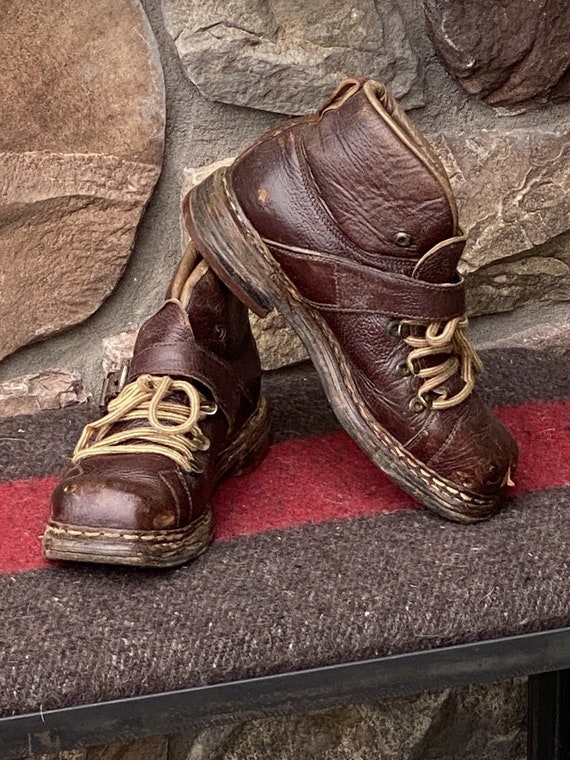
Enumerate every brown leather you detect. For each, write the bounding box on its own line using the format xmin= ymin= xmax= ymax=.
xmin=45 ymin=263 xmax=267 ymax=565
xmin=201 ymin=79 xmax=518 ymax=511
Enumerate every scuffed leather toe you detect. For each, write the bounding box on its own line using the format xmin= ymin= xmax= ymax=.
xmin=50 ymin=454 xmax=188 ymax=533
xmin=426 ymin=402 xmax=519 ymax=499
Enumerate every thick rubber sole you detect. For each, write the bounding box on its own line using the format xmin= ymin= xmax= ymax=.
xmin=42 ymin=396 xmax=271 ymax=567
xmin=184 ymin=167 xmax=502 ymax=524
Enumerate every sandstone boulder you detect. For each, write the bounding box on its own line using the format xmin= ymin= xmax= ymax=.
xmin=0 ymin=0 xmax=165 ymax=362
xmin=424 ymin=0 xmax=570 ymax=107
xmin=163 ymin=0 xmax=424 ymax=114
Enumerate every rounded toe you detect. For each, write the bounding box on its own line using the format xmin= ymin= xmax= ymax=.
xmin=50 ymin=455 xmax=186 ymax=532
xmin=445 ymin=413 xmax=519 ymax=501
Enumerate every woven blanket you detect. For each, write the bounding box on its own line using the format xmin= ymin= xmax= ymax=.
xmin=0 ymin=349 xmax=568 ymax=718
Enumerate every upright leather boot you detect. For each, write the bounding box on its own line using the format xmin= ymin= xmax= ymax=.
xmin=185 ymin=78 xmax=518 ymax=523
xmin=43 ymin=247 xmax=269 ymax=567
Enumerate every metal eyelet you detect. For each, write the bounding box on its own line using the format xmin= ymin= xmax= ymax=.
xmin=192 ymin=433 xmax=211 ymax=452
xmin=394 ymin=231 xmax=412 ymax=248
xmin=387 ymin=320 xmax=410 ymax=339
xmin=396 ymin=360 xmax=411 ymax=377
xmin=202 ymin=401 xmax=218 ymax=416
xmin=409 ymin=395 xmax=431 ymax=414
xmin=212 ymin=325 xmax=227 ymax=341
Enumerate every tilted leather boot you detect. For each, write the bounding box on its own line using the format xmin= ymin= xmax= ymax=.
xmin=185 ymin=78 xmax=518 ymax=523
xmin=43 ymin=247 xmax=270 ymax=567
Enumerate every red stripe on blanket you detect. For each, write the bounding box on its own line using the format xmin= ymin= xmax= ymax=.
xmin=1 ymin=399 xmax=568 ymax=573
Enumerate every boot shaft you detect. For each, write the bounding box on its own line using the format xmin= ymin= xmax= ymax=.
xmin=232 ymin=79 xmax=458 ymax=275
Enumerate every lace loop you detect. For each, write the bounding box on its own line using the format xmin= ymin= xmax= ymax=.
xmin=73 ymin=374 xmax=215 ymax=471
xmin=400 ymin=316 xmax=482 ymax=410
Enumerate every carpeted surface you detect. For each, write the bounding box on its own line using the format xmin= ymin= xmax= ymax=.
xmin=0 ymin=350 xmax=568 ymax=717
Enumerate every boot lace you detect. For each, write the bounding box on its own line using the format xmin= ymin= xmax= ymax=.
xmin=73 ymin=374 xmax=217 ymax=471
xmin=401 ymin=316 xmax=483 ymax=410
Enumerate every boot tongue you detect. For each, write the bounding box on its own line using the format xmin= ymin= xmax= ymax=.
xmin=183 ymin=268 xmax=227 ymax=346
xmin=134 ymin=265 xmax=242 ymax=365
xmin=133 ymin=301 xmax=192 ymax=357
xmin=412 ymin=237 xmax=466 ymax=283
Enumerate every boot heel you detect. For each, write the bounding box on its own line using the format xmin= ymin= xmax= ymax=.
xmin=184 ymin=167 xmax=274 ymax=318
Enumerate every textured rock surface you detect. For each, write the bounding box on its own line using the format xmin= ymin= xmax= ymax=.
xmin=249 ymin=310 xmax=307 ymax=370
xmin=471 ymin=301 xmax=570 ymax=356
xmin=432 ymin=130 xmax=570 ymax=315
xmin=102 ymin=330 xmax=138 ymax=375
xmin=0 ymin=372 xmax=86 ymax=418
xmin=424 ymin=0 xmax=570 ymax=108
xmin=163 ymin=0 xmax=424 ymax=114
xmin=213 ymin=681 xmax=525 ymax=759
xmin=0 ymin=0 xmax=164 ymax=362
xmin=34 ymin=736 xmax=168 ymax=760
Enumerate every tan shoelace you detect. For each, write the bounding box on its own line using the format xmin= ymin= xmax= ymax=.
xmin=403 ymin=316 xmax=483 ymax=410
xmin=73 ymin=374 xmax=217 ymax=471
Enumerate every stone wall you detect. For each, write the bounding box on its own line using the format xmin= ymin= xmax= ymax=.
xmin=0 ymin=0 xmax=568 ymax=402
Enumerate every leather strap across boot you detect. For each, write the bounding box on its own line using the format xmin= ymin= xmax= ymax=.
xmin=184 ymin=78 xmax=518 ymax=523
xmin=43 ymin=248 xmax=270 ymax=567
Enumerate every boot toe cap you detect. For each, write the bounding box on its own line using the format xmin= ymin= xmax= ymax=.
xmin=436 ymin=412 xmax=519 ymax=500
xmin=50 ymin=455 xmax=188 ymax=532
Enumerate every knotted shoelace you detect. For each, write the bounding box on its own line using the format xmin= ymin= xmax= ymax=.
xmin=73 ymin=374 xmax=217 ymax=471
xmin=403 ymin=316 xmax=483 ymax=409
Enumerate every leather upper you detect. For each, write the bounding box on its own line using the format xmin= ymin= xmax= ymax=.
xmin=51 ymin=268 xmax=262 ymax=531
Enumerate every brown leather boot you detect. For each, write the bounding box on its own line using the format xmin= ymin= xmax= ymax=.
xmin=43 ymin=247 xmax=270 ymax=567
xmin=184 ymin=78 xmax=518 ymax=523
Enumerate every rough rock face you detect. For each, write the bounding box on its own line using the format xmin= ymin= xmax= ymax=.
xmin=163 ymin=0 xmax=424 ymax=114
xmin=102 ymin=330 xmax=138 ymax=375
xmin=209 ymin=681 xmax=525 ymax=760
xmin=0 ymin=372 xmax=86 ymax=418
xmin=431 ymin=130 xmax=570 ymax=315
xmin=424 ymin=0 xmax=570 ymax=107
xmin=0 ymin=0 xmax=165 ymax=362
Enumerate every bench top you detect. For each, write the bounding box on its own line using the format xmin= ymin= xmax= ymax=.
xmin=0 ymin=349 xmax=568 ymax=720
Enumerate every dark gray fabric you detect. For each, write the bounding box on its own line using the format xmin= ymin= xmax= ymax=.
xmin=0 ymin=405 xmax=96 ymax=482
xmin=0 ymin=347 xmax=567 ymax=718
xmin=0 ymin=489 xmax=568 ymax=717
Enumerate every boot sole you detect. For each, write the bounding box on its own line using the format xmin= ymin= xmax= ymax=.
xmin=42 ymin=396 xmax=271 ymax=567
xmin=185 ymin=167 xmax=501 ymax=524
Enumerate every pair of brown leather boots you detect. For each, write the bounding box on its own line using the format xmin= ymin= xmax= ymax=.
xmin=43 ymin=79 xmax=518 ymax=568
